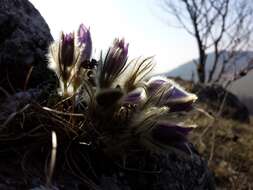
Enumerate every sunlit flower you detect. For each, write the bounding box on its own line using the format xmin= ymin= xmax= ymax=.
xmin=151 ymin=122 xmax=196 ymax=153
xmin=78 ymin=24 xmax=92 ymax=62
xmin=61 ymin=32 xmax=75 ymax=69
xmin=146 ymin=77 xmax=197 ymax=110
xmin=122 ymin=87 xmax=147 ymax=105
xmin=98 ymin=38 xmax=129 ymax=88
xmin=48 ymin=24 xmax=94 ymax=97
xmin=147 ymin=76 xmax=171 ymax=96
xmin=48 ymin=32 xmax=76 ymax=96
xmin=152 ymin=122 xmax=192 ymax=143
xmin=47 ymin=24 xmax=199 ymax=155
xmin=164 ymin=85 xmax=197 ymax=104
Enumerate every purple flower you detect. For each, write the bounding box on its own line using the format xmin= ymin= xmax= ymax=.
xmin=147 ymin=77 xmax=197 ymax=110
xmin=163 ymin=85 xmax=197 ymax=107
xmin=106 ymin=38 xmax=129 ymax=73
xmin=78 ymin=24 xmax=92 ymax=61
xmin=99 ymin=38 xmax=129 ymax=88
xmin=61 ymin=32 xmax=75 ymax=67
xmin=152 ymin=122 xmax=193 ymax=144
xmin=151 ymin=122 xmax=196 ymax=154
xmin=165 ymin=86 xmax=197 ymax=111
xmin=122 ymin=88 xmax=146 ymax=105
xmin=113 ymin=38 xmax=128 ymax=57
xmin=147 ymin=77 xmax=168 ymax=96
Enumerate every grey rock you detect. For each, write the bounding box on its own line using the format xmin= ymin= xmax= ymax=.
xmin=0 ymin=0 xmax=55 ymax=93
xmin=0 ymin=144 xmax=215 ymax=190
xmin=192 ymin=84 xmax=250 ymax=123
xmin=98 ymin=147 xmax=215 ymax=190
xmin=0 ymin=89 xmax=42 ymax=122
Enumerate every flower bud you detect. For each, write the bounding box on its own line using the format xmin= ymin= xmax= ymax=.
xmin=122 ymin=88 xmax=147 ymax=105
xmin=99 ymin=38 xmax=129 ymax=88
xmin=78 ymin=24 xmax=92 ymax=61
xmin=61 ymin=32 xmax=75 ymax=68
xmin=152 ymin=122 xmax=193 ymax=144
xmin=147 ymin=77 xmax=197 ymax=110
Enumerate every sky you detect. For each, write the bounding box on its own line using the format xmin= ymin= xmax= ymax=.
xmin=29 ymin=0 xmax=197 ymax=74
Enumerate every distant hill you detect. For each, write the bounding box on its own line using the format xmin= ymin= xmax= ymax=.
xmin=165 ymin=51 xmax=253 ymax=113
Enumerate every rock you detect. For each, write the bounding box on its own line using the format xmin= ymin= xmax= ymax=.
xmin=97 ymin=146 xmax=215 ymax=190
xmin=0 ymin=89 xmax=42 ymax=122
xmin=192 ymin=84 xmax=250 ymax=123
xmin=0 ymin=143 xmax=215 ymax=190
xmin=0 ymin=0 xmax=55 ymax=93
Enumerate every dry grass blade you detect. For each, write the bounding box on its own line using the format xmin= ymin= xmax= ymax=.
xmin=64 ymin=143 xmax=101 ymax=190
xmin=42 ymin=106 xmax=84 ymax=117
xmin=78 ymin=80 xmax=95 ymax=109
xmin=193 ymin=106 xmax=215 ymax=120
xmin=23 ymin=66 xmax=34 ymax=91
xmin=1 ymin=104 xmax=30 ymax=129
xmin=0 ymin=86 xmax=11 ymax=98
xmin=46 ymin=131 xmax=57 ymax=187
xmin=53 ymin=95 xmax=73 ymax=108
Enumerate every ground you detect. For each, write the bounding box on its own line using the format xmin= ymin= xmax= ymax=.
xmin=176 ymin=78 xmax=253 ymax=189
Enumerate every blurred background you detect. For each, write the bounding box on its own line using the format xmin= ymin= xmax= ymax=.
xmin=29 ymin=0 xmax=197 ymax=74
xmin=29 ymin=0 xmax=253 ymax=115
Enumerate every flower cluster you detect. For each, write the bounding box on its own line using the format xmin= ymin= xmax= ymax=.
xmin=48 ymin=24 xmax=93 ymax=97
xmin=48 ymin=24 xmax=198 ymax=154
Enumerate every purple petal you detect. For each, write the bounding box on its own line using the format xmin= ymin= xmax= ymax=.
xmin=118 ymin=39 xmax=129 ymax=56
xmin=64 ymin=33 xmax=73 ymax=42
xmin=170 ymin=86 xmax=189 ymax=99
xmin=78 ymin=24 xmax=88 ymax=43
xmin=113 ymin=38 xmax=129 ymax=58
xmin=163 ymin=86 xmax=197 ymax=105
xmin=159 ymin=123 xmax=192 ymax=135
xmin=118 ymin=39 xmax=125 ymax=48
xmin=146 ymin=78 xmax=197 ymax=110
xmin=147 ymin=78 xmax=167 ymax=96
xmin=152 ymin=123 xmax=195 ymax=154
xmin=152 ymin=123 xmax=193 ymax=144
xmin=122 ymin=88 xmax=146 ymax=104
xmin=100 ymin=38 xmax=129 ymax=87
xmin=78 ymin=24 xmax=92 ymax=60
xmin=61 ymin=32 xmax=75 ymax=67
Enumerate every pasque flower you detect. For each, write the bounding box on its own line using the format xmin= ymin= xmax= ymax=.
xmin=146 ymin=77 xmax=197 ymax=110
xmin=151 ymin=122 xmax=195 ymax=154
xmin=61 ymin=33 xmax=75 ymax=63
xmin=78 ymin=24 xmax=92 ymax=62
xmin=138 ymin=77 xmax=198 ymax=152
xmin=147 ymin=77 xmax=169 ymax=96
xmin=122 ymin=87 xmax=147 ymax=105
xmin=48 ymin=24 xmax=199 ymax=155
xmin=48 ymin=24 xmax=93 ymax=97
xmin=98 ymin=38 xmax=129 ymax=88
xmin=60 ymin=32 xmax=75 ymax=81
xmin=152 ymin=122 xmax=192 ymax=144
xmin=48 ymin=32 xmax=76 ymax=96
